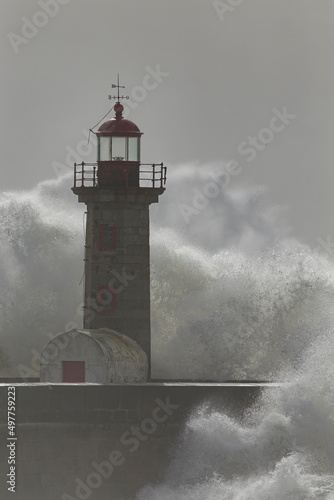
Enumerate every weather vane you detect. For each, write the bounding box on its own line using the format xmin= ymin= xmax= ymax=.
xmin=108 ymin=74 xmax=129 ymax=102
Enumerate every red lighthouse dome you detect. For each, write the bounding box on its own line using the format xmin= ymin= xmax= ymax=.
xmin=96 ymin=102 xmax=142 ymax=186
xmin=97 ymin=103 xmax=142 ymax=137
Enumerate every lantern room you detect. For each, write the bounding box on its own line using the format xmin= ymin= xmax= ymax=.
xmin=96 ymin=102 xmax=143 ymax=187
xmin=73 ymin=76 xmax=166 ymax=191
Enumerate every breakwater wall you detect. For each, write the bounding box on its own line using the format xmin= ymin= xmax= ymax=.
xmin=0 ymin=383 xmax=271 ymax=500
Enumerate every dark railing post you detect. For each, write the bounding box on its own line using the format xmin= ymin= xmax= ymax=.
xmin=81 ymin=162 xmax=84 ymax=187
xmin=163 ymin=163 xmax=166 ymax=187
xmin=152 ymin=163 xmax=155 ymax=187
xmin=72 ymin=162 xmax=101 ymax=188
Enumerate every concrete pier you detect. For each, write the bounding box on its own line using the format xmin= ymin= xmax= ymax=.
xmin=0 ymin=383 xmax=278 ymax=500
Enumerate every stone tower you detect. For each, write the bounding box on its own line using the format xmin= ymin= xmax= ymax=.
xmin=72 ymin=91 xmax=166 ymax=374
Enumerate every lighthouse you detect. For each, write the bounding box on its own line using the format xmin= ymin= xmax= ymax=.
xmin=40 ymin=78 xmax=166 ymax=383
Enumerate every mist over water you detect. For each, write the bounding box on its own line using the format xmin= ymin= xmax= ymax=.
xmin=0 ymin=174 xmax=83 ymax=374
xmin=137 ymin=332 xmax=334 ymax=499
xmin=142 ymin=166 xmax=334 ymax=498
xmin=1 ymin=164 xmax=334 ymax=497
xmin=151 ymin=164 xmax=334 ymax=381
xmin=0 ymin=164 xmax=334 ymax=382
xmin=144 ymin=167 xmax=334 ymax=496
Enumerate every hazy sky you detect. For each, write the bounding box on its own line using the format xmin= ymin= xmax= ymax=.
xmin=1 ymin=0 xmax=334 ymax=246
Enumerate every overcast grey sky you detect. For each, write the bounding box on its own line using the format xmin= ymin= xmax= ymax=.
xmin=1 ymin=0 xmax=334 ymax=246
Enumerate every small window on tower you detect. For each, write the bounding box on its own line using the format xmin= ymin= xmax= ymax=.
xmin=97 ymin=287 xmax=115 ymax=314
xmin=99 ymin=224 xmax=116 ymax=251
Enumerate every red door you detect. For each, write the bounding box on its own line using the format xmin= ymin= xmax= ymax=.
xmin=62 ymin=361 xmax=85 ymax=382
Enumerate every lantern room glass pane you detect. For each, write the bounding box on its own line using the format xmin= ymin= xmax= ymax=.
xmin=128 ymin=137 xmax=139 ymax=161
xmin=99 ymin=137 xmax=111 ymax=161
xmin=112 ymin=137 xmax=126 ymax=161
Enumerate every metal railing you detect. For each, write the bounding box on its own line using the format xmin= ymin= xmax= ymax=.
xmin=73 ymin=162 xmax=166 ymax=189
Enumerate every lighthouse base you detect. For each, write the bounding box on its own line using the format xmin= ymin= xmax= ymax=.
xmin=40 ymin=328 xmax=148 ymax=383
